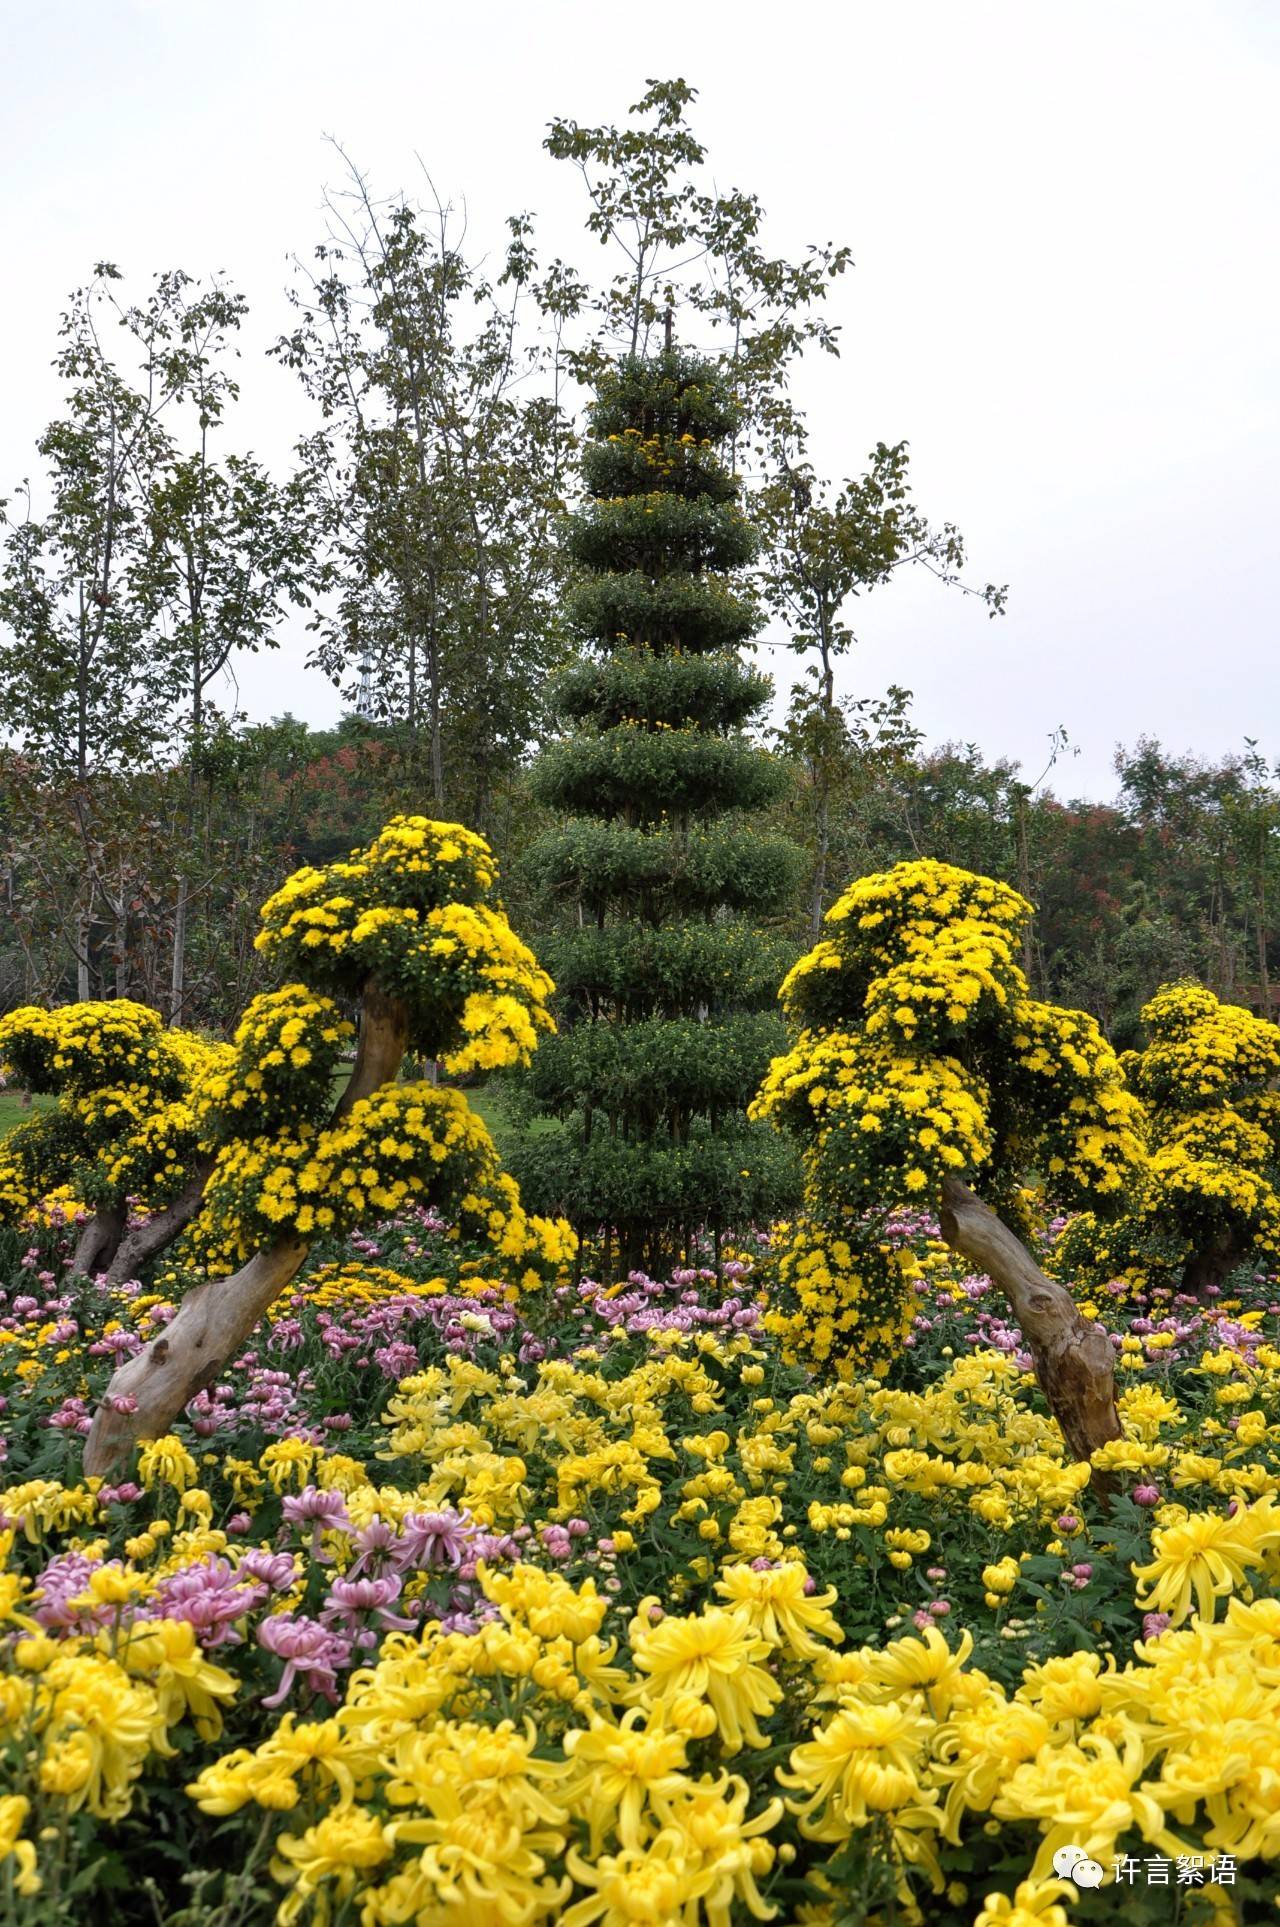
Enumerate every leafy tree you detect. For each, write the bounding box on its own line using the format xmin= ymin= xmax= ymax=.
xmin=0 ymin=266 xmax=310 ymax=1008
xmin=1230 ymin=742 xmax=1280 ymax=1016
xmin=511 ymin=351 xmax=804 ymax=1273
xmin=752 ymin=858 xmax=1145 ymax=1461
xmin=544 ymin=78 xmax=851 ymax=441
xmin=733 ymin=374 xmax=1019 ymax=947
xmin=0 ymin=266 xmax=199 ymax=785
xmin=277 ymin=154 xmax=573 ymax=822
xmin=144 ymin=355 xmax=314 ymax=1020
xmin=1114 ymin=739 xmax=1279 ymax=1003
xmin=0 ymin=267 xmax=197 ymax=996
xmin=754 ymin=438 xmax=1007 ymax=937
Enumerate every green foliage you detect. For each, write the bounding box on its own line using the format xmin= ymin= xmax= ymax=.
xmin=552 ymin=652 xmax=771 ymax=732
xmin=580 ymin=428 xmax=737 ymax=501
xmin=510 ymin=1120 xmax=798 ymax=1233
xmin=543 ymin=77 xmax=850 ymax=412
xmin=522 ymin=1012 xmax=786 ymax=1128
xmin=277 ymin=163 xmax=575 ymax=821
xmin=565 ymin=492 xmax=758 ymax=575
xmin=520 ymin=820 xmax=803 ymax=920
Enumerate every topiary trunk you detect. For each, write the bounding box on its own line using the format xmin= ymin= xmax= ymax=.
xmin=70 ymin=1203 xmax=127 ymax=1278
xmin=940 ymin=1176 xmax=1122 ymax=1464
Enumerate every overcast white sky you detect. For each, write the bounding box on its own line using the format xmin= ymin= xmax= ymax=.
xmin=2 ymin=0 xmax=1277 ymax=800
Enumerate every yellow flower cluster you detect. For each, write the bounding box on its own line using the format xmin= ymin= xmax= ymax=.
xmin=780 ymin=862 xmax=1030 ymax=1031
xmin=279 ymin=1260 xmax=450 ymax=1312
xmin=764 ymin=1217 xmax=920 ymax=1378
xmin=253 ymin=818 xmax=554 ymax=1067
xmin=458 ymin=1168 xmax=580 ymax=1286
xmin=605 ymin=425 xmax=717 ymax=473
xmin=98 ymin=1096 xmax=203 ymax=1211
xmin=0 ymin=999 xmax=179 ymax=1097
xmin=1133 ymin=981 xmax=1280 ymax=1107
xmin=428 ymin=903 xmax=555 ymax=1073
xmin=5 ymin=1282 xmax=1280 ymax=1915
xmin=753 ymin=1035 xmax=992 ymax=1205
xmin=863 ymin=921 xmax=1022 ymax=1051
xmin=196 ymin=1084 xmax=504 ymax=1264
xmin=1059 ymin=983 xmax=1280 ymax=1293
xmin=0 ymin=1587 xmax=236 ymax=1847
xmin=176 ymin=1512 xmax=1280 ymax=1925
xmin=194 ymin=984 xmax=352 ymax=1143
xmin=0 ymin=1007 xmax=221 ymax=1226
xmin=1008 ymin=1000 xmax=1146 ymax=1206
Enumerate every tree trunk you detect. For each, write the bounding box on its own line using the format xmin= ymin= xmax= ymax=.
xmin=76 ymin=911 xmax=92 ymax=1002
xmin=70 ymin=1203 xmax=127 ymax=1277
xmin=1015 ymin=793 xmax=1034 ymax=985
xmin=1258 ymin=829 xmax=1270 ymax=1018
xmin=1180 ymin=1236 xmax=1244 ymax=1299
xmin=810 ymin=649 xmax=834 ymax=941
xmin=84 ymin=1240 xmax=309 ymax=1476
xmin=83 ymin=988 xmax=411 ymax=1472
xmin=170 ymin=874 xmax=188 ymax=1023
xmin=104 ymin=1157 xmax=216 ymax=1288
xmin=810 ymin=780 xmax=830 ymax=942
xmin=332 ymin=989 xmax=410 ymax=1119
xmin=939 ymin=1176 xmax=1122 ymax=1464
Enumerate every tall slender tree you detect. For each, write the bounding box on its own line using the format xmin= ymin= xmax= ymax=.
xmin=754 ymin=439 xmax=1006 ymax=940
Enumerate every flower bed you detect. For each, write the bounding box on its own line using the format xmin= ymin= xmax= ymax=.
xmin=1 ymin=1210 xmax=1278 ymax=1923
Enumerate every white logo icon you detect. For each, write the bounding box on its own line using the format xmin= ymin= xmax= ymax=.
xmin=1051 ymin=1845 xmax=1105 ymax=1887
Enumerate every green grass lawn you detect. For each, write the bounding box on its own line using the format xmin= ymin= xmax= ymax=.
xmin=456 ymin=1080 xmax=559 ymax=1153
xmin=0 ymin=1090 xmax=51 ymax=1137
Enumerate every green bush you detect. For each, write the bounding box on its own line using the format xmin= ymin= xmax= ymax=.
xmin=538 ymin=920 xmax=793 ymax=1020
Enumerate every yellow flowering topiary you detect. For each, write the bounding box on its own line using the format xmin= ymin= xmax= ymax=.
xmin=82 ymin=817 xmax=575 ymax=1472
xmin=753 ymin=860 xmax=1142 ymax=1454
xmin=1057 ymin=982 xmax=1280 ymax=1297
xmin=252 ymin=816 xmax=554 ymax=1075
xmin=0 ymin=1002 xmax=224 ymax=1265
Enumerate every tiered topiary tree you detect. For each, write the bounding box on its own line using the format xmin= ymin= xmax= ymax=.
xmin=513 ymin=350 xmax=803 ymax=1273
xmin=0 ymin=817 xmax=573 ymax=1472
xmin=751 ymin=858 xmax=1146 ymax=1460
xmin=1056 ymin=981 xmax=1280 ymax=1298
